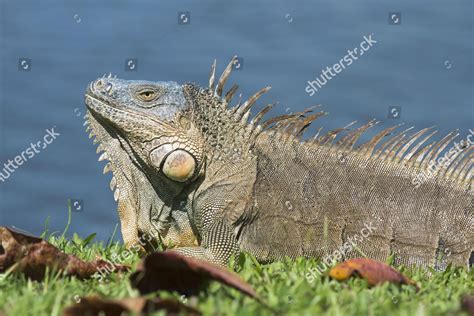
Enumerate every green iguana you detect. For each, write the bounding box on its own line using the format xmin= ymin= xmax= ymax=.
xmin=84 ymin=57 xmax=473 ymax=270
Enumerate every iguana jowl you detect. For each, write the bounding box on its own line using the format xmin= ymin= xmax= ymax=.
xmin=84 ymin=57 xmax=473 ymax=269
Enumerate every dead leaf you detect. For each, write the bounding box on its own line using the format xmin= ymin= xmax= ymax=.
xmin=130 ymin=251 xmax=258 ymax=298
xmin=461 ymin=295 xmax=474 ymax=316
xmin=62 ymin=296 xmax=201 ymax=316
xmin=329 ymin=258 xmax=418 ymax=288
xmin=0 ymin=226 xmax=129 ymax=281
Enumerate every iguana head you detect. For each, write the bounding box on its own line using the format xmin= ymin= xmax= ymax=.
xmin=85 ymin=75 xmax=208 ymax=250
xmin=84 ymin=58 xmax=276 ymax=251
xmin=85 ymin=76 xmax=205 ymax=180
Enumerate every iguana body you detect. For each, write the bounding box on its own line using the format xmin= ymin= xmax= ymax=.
xmin=84 ymin=57 xmax=473 ymax=269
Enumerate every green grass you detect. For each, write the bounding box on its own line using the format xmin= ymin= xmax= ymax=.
xmin=0 ymin=232 xmax=472 ymax=316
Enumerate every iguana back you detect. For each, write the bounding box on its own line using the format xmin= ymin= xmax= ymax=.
xmin=239 ymin=131 xmax=472 ymax=269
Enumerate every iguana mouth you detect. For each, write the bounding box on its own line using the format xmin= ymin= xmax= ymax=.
xmin=85 ymin=80 xmax=147 ymax=126
xmin=85 ymin=93 xmax=134 ymax=124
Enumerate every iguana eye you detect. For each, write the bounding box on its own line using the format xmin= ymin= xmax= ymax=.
xmin=150 ymin=146 xmax=196 ymax=182
xmin=136 ymin=89 xmax=158 ymax=102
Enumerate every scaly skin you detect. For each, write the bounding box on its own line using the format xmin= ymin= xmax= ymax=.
xmin=84 ymin=58 xmax=473 ymax=268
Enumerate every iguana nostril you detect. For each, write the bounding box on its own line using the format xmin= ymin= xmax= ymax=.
xmin=105 ymin=82 xmax=113 ymax=95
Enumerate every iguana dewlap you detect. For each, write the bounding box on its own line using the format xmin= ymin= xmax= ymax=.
xmin=84 ymin=57 xmax=473 ymax=270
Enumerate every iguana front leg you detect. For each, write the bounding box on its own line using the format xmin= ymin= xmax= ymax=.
xmin=167 ymin=158 xmax=257 ymax=265
xmin=170 ymin=219 xmax=239 ymax=265
xmin=117 ymin=196 xmax=141 ymax=249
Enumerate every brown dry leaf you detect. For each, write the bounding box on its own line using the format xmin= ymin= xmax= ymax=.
xmin=329 ymin=258 xmax=418 ymax=288
xmin=62 ymin=296 xmax=201 ymax=316
xmin=0 ymin=226 xmax=129 ymax=281
xmin=130 ymin=251 xmax=258 ymax=298
xmin=461 ymin=295 xmax=474 ymax=316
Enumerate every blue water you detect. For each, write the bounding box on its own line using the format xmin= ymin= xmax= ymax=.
xmin=0 ymin=0 xmax=472 ymax=242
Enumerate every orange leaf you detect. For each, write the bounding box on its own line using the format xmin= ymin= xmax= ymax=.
xmin=329 ymin=258 xmax=418 ymax=288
